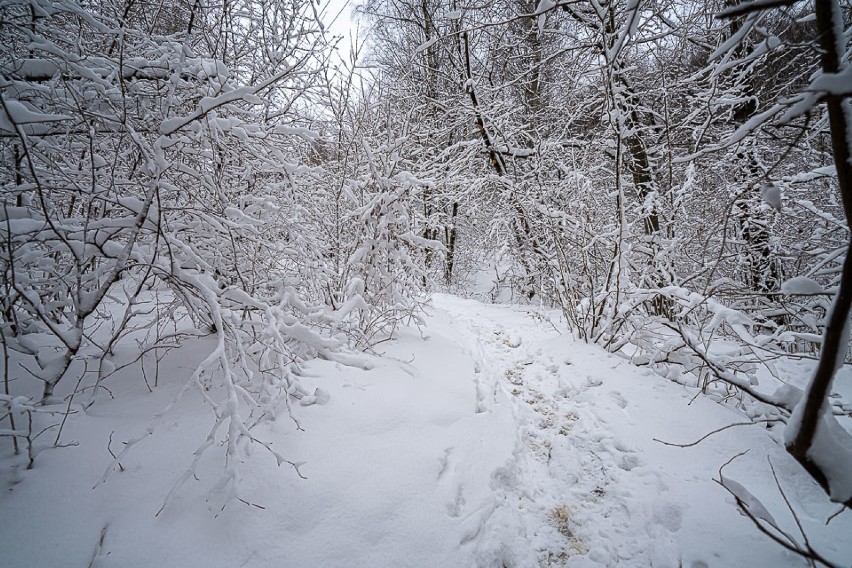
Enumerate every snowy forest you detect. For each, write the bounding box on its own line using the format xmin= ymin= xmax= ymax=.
xmin=1 ymin=0 xmax=852 ymax=566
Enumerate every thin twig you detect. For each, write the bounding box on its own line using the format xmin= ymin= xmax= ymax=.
xmin=653 ymin=419 xmax=774 ymax=448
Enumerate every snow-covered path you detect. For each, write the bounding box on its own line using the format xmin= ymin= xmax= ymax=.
xmin=427 ymin=295 xmax=848 ymax=567
xmin=2 ymin=294 xmax=850 ymax=567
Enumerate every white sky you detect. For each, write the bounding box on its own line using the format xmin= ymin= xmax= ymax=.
xmin=319 ymin=0 xmax=361 ymax=58
xmin=321 ymin=0 xmax=355 ymax=30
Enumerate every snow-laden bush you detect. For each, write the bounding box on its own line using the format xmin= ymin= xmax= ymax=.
xmin=0 ymin=0 xmax=436 ymax=510
xmin=334 ymin=140 xmax=443 ymax=347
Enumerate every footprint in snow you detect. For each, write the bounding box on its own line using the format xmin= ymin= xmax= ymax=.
xmin=437 ymin=447 xmax=454 ymax=480
xmin=447 ymin=486 xmax=465 ymax=518
xmin=652 ymin=501 xmax=683 ymax=533
xmin=586 ymin=376 xmax=603 ymax=388
xmin=435 ymin=447 xmax=470 ymax=519
xmin=609 ymin=391 xmax=628 ymax=409
xmin=618 ymin=453 xmax=641 ymax=472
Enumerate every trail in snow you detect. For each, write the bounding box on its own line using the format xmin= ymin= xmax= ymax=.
xmin=430 ymin=294 xmax=851 ymax=567
xmin=1 ymin=294 xmax=851 ymax=567
xmin=435 ymin=294 xmax=675 ymax=566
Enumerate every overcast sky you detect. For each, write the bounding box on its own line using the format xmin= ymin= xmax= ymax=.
xmin=319 ymin=0 xmax=362 ymax=60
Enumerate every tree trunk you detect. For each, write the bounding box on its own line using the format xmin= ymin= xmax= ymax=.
xmin=784 ymin=0 xmax=852 ymax=508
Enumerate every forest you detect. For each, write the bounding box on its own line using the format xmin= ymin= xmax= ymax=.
xmin=1 ymin=0 xmax=851 ymax=566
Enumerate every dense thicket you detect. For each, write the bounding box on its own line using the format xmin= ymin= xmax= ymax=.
xmin=0 ymin=0 xmax=438 ymax=505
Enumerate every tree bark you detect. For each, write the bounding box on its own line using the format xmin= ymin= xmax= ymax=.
xmin=785 ymin=0 xmax=852 ymax=508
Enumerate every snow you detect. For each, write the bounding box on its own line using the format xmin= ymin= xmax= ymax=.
xmin=760 ymin=184 xmax=782 ymax=211
xmin=270 ymin=125 xmax=319 ymax=140
xmin=535 ymin=0 xmax=555 ymax=34
xmin=0 ymin=97 xmax=70 ymax=133
xmin=718 ymin=475 xmax=778 ymax=526
xmin=535 ymin=0 xmax=556 ymax=15
xmin=414 ymin=37 xmax=439 ymax=54
xmin=809 ymin=66 xmax=852 ymax=96
xmin=0 ymin=58 xmax=62 ymax=80
xmin=781 ymin=276 xmax=827 ymax=296
xmin=807 ymin=410 xmax=852 ymax=503
xmin=2 ymin=295 xmax=851 ymax=566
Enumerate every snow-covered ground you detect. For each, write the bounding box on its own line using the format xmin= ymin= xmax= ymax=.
xmin=2 ymin=294 xmax=851 ymax=567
